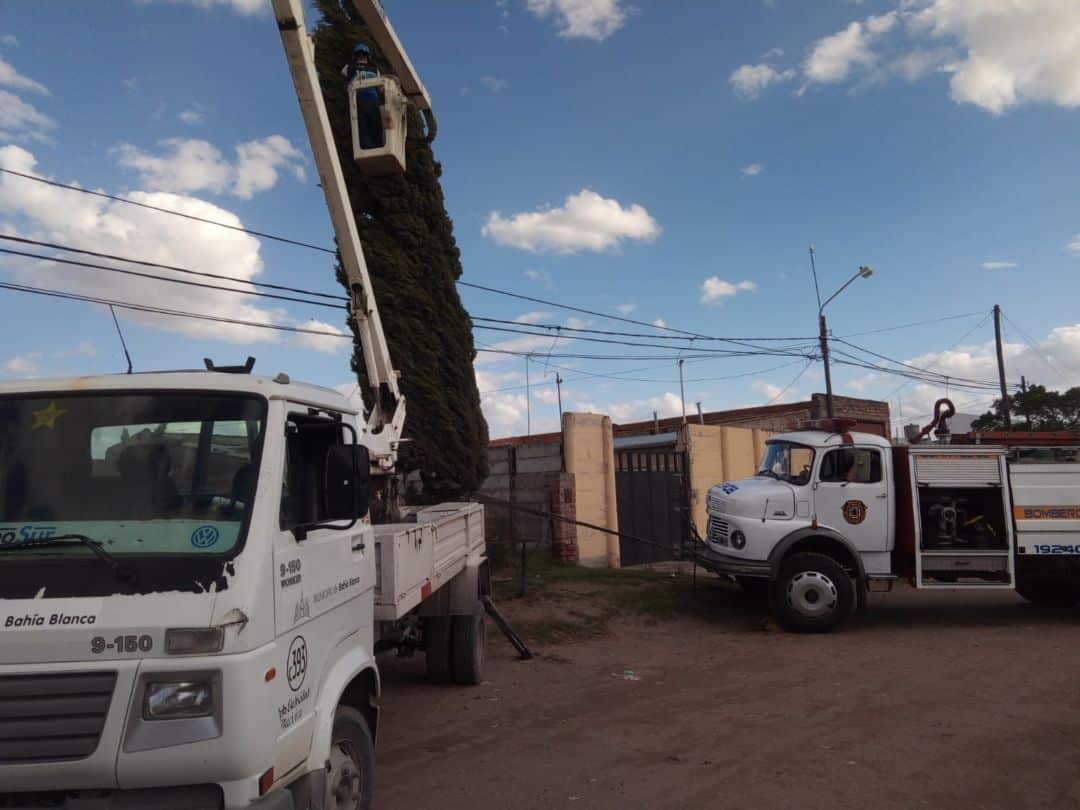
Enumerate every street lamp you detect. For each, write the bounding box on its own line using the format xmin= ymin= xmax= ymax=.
xmin=815 ymin=262 xmax=874 ymax=418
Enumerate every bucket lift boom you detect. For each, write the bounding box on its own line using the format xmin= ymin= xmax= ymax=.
xmin=272 ymin=0 xmax=432 ymax=471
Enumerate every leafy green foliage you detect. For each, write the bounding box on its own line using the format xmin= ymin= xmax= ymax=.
xmin=973 ymin=383 xmax=1080 ymax=431
xmin=311 ymin=1 xmax=488 ymax=499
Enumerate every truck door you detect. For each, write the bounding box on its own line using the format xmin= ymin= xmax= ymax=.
xmin=815 ymin=446 xmax=891 ymax=564
xmin=271 ymin=408 xmax=374 ymax=779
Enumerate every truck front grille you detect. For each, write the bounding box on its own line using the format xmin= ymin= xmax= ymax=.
xmin=0 ymin=672 xmax=116 ymax=764
xmin=707 ymin=517 xmax=730 ymax=545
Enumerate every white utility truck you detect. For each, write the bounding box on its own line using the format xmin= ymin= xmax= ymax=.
xmin=0 ymin=1 xmax=486 ymax=809
xmin=700 ymin=406 xmax=1080 ymax=632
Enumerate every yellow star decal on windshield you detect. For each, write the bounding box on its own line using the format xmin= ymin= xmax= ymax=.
xmin=32 ymin=401 xmax=67 ymax=430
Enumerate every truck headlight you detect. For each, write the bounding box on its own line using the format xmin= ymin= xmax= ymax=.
xmin=730 ymin=530 xmax=746 ymax=550
xmin=144 ymin=680 xmax=214 ymax=720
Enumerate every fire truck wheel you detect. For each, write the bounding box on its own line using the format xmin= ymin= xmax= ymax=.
xmin=329 ymin=706 xmax=375 ymax=810
xmin=772 ymin=552 xmax=854 ymax=633
xmin=1016 ymin=577 xmax=1080 ymax=609
xmin=452 ymin=613 xmax=486 ymax=685
xmin=424 ymin=616 xmax=453 ymax=683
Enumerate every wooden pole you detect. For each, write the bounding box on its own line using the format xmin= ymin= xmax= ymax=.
xmin=993 ymin=305 xmax=1011 ymax=429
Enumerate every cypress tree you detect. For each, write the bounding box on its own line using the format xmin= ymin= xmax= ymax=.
xmin=311 ymin=1 xmax=488 ymax=500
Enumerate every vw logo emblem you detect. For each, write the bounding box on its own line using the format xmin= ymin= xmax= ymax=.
xmin=191 ymin=525 xmax=220 ymax=549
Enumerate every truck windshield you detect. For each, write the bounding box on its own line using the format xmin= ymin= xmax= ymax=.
xmin=0 ymin=392 xmax=265 ymax=559
xmin=757 ymin=441 xmax=814 ymax=486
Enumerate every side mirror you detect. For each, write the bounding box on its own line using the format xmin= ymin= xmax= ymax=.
xmin=324 ymin=444 xmax=371 ymax=521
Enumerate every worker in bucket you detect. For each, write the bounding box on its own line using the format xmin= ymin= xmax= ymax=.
xmin=342 ymin=43 xmax=385 ymax=150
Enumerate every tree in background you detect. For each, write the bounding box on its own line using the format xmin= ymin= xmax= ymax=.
xmin=312 ymin=0 xmax=489 ymax=500
xmin=972 ymin=383 xmax=1080 ymax=432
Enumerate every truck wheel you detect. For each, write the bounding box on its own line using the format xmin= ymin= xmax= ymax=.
xmin=328 ymin=706 xmax=375 ymax=810
xmin=772 ymin=552 xmax=854 ymax=633
xmin=424 ymin=616 xmax=453 ymax=683
xmin=1016 ymin=577 xmax=1080 ymax=609
xmin=452 ymin=613 xmax=486 ymax=685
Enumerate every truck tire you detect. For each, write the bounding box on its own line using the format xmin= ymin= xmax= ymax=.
xmin=452 ymin=613 xmax=486 ymax=685
xmin=772 ymin=552 xmax=854 ymax=633
xmin=328 ymin=706 xmax=375 ymax=810
xmin=424 ymin=616 xmax=453 ymax=683
xmin=1015 ymin=577 xmax=1080 ymax=609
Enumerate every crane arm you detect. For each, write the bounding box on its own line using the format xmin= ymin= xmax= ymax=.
xmin=272 ymin=0 xmax=409 ymax=470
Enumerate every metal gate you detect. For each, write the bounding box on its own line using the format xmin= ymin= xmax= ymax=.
xmin=615 ymin=448 xmax=689 ymax=566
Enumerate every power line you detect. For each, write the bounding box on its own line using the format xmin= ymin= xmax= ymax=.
xmin=1000 ymin=311 xmax=1073 ymax=386
xmin=470 ymin=315 xmax=813 ymax=344
xmin=473 ymin=323 xmax=816 ymax=358
xmin=0 ymin=167 xmax=337 ymax=255
xmin=832 ymin=337 xmax=1006 ymax=388
xmin=878 ymin=309 xmax=995 ymax=401
xmin=838 ymin=310 xmax=985 ymax=338
xmin=0 ymin=234 xmax=348 ymax=301
xmin=0 ymin=246 xmax=347 ymax=311
xmin=0 ymin=279 xmax=351 ymax=340
xmin=477 ymin=358 xmax=806 ymax=395
xmin=766 ymin=361 xmax=814 ymax=404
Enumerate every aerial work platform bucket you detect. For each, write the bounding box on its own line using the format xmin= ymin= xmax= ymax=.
xmin=349 ymin=75 xmax=407 ymax=174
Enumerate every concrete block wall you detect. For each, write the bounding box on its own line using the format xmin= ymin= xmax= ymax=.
xmin=479 ymin=439 xmax=562 ymax=547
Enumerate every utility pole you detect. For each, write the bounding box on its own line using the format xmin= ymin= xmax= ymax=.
xmin=678 ymin=358 xmax=687 ymax=425
xmin=819 ymin=312 xmax=835 ymax=418
xmin=696 ymin=402 xmax=704 ymax=425
xmin=1021 ymin=375 xmax=1030 ymax=430
xmin=993 ymin=304 xmax=1011 ymax=429
xmin=555 ymin=372 xmax=563 ymax=421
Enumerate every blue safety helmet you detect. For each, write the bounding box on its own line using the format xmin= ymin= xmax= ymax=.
xmin=353 ymin=43 xmax=371 ymax=57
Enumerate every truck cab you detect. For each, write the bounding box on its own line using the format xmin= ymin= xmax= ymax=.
xmin=0 ymin=370 xmax=486 ymax=808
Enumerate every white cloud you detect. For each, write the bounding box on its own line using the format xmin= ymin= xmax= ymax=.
xmin=179 ymin=107 xmax=205 ymax=126
xmin=803 ymin=12 xmax=898 ymax=86
xmin=616 ymin=303 xmax=636 ymax=315
xmin=148 ymin=0 xmax=265 ymax=15
xmin=482 ymin=189 xmax=660 ymax=254
xmin=3 ymin=354 xmax=40 ymax=376
xmin=909 ymin=0 xmax=1080 ymax=114
xmin=114 ymin=136 xmax=305 ymax=199
xmin=479 ymin=76 xmax=508 ymax=93
xmin=981 ymin=261 xmax=1017 ymax=270
xmin=730 ymin=63 xmax=797 ymax=99
xmin=522 ymin=269 xmax=554 ymax=289
xmin=0 ymin=35 xmax=18 ymax=47
xmin=602 ymin=392 xmax=684 ymax=423
xmin=293 ymin=319 xmax=348 ymax=354
xmin=514 ymin=311 xmax=552 ymax=325
xmin=1067 ymin=234 xmax=1080 ymax=255
xmin=741 ymin=163 xmax=763 ymax=176
xmin=652 ymin=317 xmax=667 ymax=328
xmin=0 ymin=89 xmax=55 ymax=142
xmin=524 ymin=0 xmax=630 ymax=41
xmin=700 ymin=277 xmax=758 ymax=305
xmin=753 ymin=378 xmax=800 ymax=404
xmin=0 ymin=55 xmax=48 ymax=95
xmin=0 ymin=145 xmax=294 ymax=345
xmin=764 ymin=47 xmax=785 ymax=59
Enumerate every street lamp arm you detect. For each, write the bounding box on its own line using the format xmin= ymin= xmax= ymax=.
xmin=820 ymin=266 xmax=873 ymax=313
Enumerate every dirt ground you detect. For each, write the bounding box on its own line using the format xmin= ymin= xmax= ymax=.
xmin=375 ymin=566 xmax=1080 ymax=810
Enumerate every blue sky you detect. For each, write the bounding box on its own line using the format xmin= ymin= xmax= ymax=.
xmin=1 ymin=0 xmax=1079 ymax=439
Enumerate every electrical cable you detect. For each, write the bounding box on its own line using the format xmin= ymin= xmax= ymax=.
xmin=0 ymin=280 xmax=351 ymax=340
xmin=0 ymin=246 xmax=347 ymax=311
xmin=0 ymin=167 xmax=337 ymax=254
xmin=0 ymin=234 xmax=348 ymax=301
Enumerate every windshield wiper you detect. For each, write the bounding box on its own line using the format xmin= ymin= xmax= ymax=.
xmin=0 ymin=534 xmax=137 ymax=583
xmin=756 ymin=469 xmax=780 ymax=480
